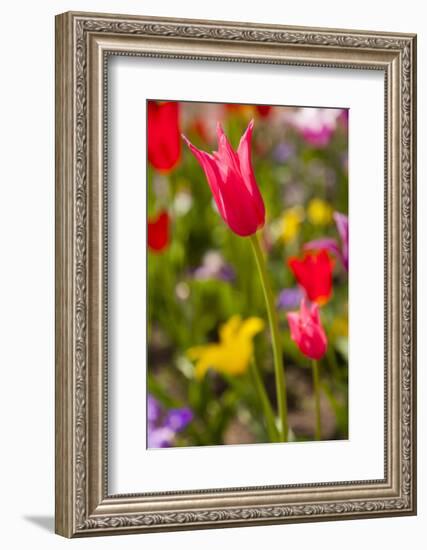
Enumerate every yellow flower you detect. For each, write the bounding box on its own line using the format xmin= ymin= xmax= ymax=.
xmin=280 ymin=206 xmax=304 ymax=243
xmin=187 ymin=316 xmax=265 ymax=379
xmin=307 ymin=198 xmax=333 ymax=226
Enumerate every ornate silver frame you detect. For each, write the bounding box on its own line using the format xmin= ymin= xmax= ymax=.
xmin=55 ymin=11 xmax=417 ymax=537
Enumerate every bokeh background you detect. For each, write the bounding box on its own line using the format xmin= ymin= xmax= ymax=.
xmin=147 ymin=100 xmax=348 ymax=448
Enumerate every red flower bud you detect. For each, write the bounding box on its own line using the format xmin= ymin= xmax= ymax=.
xmin=147 ymin=101 xmax=181 ymax=172
xmin=148 ymin=210 xmax=170 ymax=253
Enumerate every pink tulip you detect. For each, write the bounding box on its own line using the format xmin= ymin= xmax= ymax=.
xmin=182 ymin=120 xmax=265 ymax=237
xmin=287 ymin=299 xmax=327 ymax=360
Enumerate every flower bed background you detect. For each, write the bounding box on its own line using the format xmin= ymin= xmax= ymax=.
xmin=147 ymin=100 xmax=348 ymax=448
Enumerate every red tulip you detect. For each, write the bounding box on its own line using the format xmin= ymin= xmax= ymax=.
xmin=182 ymin=120 xmax=265 ymax=237
xmin=287 ymin=299 xmax=327 ymax=360
xmin=147 ymin=101 xmax=181 ymax=172
xmin=148 ymin=210 xmax=170 ymax=253
xmin=288 ymin=249 xmax=334 ymax=305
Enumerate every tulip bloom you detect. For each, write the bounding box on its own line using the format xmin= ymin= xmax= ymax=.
xmin=287 ymin=299 xmax=327 ymax=360
xmin=187 ymin=315 xmax=265 ymax=379
xmin=288 ymin=249 xmax=334 ymax=305
xmin=147 ymin=101 xmax=181 ymax=171
xmin=147 ymin=210 xmax=170 ymax=253
xmin=182 ymin=120 xmax=265 ymax=237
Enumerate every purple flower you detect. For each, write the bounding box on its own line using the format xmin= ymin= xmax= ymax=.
xmin=334 ymin=212 xmax=349 ymax=270
xmin=304 ymin=211 xmax=349 ymax=271
xmin=339 ymin=109 xmax=349 ymax=128
xmin=148 ymin=426 xmax=176 ymax=449
xmin=165 ymin=408 xmax=193 ymax=431
xmin=277 ymin=287 xmax=304 ymax=310
xmin=273 ymin=142 xmax=295 ymax=163
xmin=302 ymin=126 xmax=333 ymax=147
xmin=147 ymin=394 xmax=193 ymax=448
xmin=193 ymin=251 xmax=235 ymax=282
xmin=147 ymin=394 xmax=161 ymax=423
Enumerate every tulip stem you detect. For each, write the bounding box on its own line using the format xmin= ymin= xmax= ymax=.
xmin=250 ymin=233 xmax=289 ymax=442
xmin=311 ymin=360 xmax=322 ymax=441
xmin=250 ymin=358 xmax=279 ymax=442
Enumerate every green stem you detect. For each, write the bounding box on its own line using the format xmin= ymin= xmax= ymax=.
xmin=312 ymin=359 xmax=322 ymax=441
xmin=250 ymin=233 xmax=288 ymax=442
xmin=250 ymin=358 xmax=279 ymax=442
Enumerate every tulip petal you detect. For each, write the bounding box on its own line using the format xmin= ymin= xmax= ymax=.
xmin=334 ymin=212 xmax=349 ymax=270
xmin=187 ymin=344 xmax=223 ymax=379
xmin=309 ymin=302 xmax=321 ymax=324
xmin=188 ymin=315 xmax=263 ymax=378
xmin=288 ymin=250 xmax=334 ymax=305
xmin=219 ymin=315 xmax=242 ymax=344
xmin=300 ymin=298 xmax=311 ymax=323
xmin=334 ymin=212 xmax=348 ymax=244
xmin=182 ymin=134 xmax=227 ymax=220
xmin=239 ymin=317 xmax=265 ymax=339
xmin=237 ymin=119 xmax=266 ymax=224
xmin=147 ymin=101 xmax=181 ymax=171
xmin=287 ymin=311 xmax=301 ymax=342
xmin=183 ymin=122 xmax=265 ymax=237
xmin=147 ymin=210 xmax=170 ymax=252
xmin=287 ymin=299 xmax=327 ymax=360
xmin=216 ymin=122 xmax=241 ymax=177
xmin=217 ymin=168 xmax=264 ymax=236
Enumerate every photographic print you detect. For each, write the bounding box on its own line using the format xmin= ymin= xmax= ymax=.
xmin=147 ymin=100 xmax=349 ymax=448
xmin=56 ymin=12 xmax=416 ymax=537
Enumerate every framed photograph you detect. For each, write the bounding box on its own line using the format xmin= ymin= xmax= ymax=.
xmin=55 ymin=11 xmax=417 ymax=537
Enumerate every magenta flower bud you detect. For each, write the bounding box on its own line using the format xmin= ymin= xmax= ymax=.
xmin=182 ymin=120 xmax=265 ymax=237
xmin=287 ymin=299 xmax=327 ymax=361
